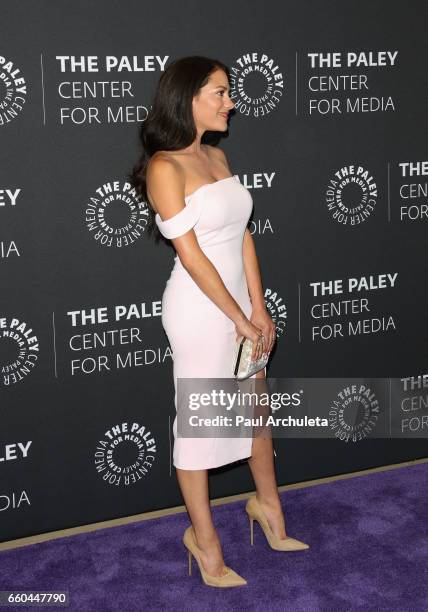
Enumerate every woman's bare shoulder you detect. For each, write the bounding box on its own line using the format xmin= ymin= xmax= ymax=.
xmin=149 ymin=149 xmax=177 ymax=165
xmin=147 ymin=151 xmax=184 ymax=178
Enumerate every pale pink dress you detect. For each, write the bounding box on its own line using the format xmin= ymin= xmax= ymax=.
xmin=155 ymin=175 xmax=266 ymax=470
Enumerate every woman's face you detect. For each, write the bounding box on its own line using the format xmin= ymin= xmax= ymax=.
xmin=192 ymin=68 xmax=235 ymax=132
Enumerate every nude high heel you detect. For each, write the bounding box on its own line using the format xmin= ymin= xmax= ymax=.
xmin=182 ymin=526 xmax=247 ymax=587
xmin=245 ymin=495 xmax=309 ymax=551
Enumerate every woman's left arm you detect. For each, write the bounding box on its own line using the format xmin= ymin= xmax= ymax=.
xmin=242 ymin=227 xmax=276 ymax=354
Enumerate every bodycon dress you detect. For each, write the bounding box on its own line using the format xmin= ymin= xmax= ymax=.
xmin=155 ymin=175 xmax=266 ymax=470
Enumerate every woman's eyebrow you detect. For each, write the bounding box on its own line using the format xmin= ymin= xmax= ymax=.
xmin=216 ymin=85 xmax=230 ymax=91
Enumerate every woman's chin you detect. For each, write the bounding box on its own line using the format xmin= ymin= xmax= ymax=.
xmin=206 ymin=120 xmax=229 ymax=132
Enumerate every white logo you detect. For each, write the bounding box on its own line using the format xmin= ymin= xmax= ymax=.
xmin=85 ymin=180 xmax=149 ymax=247
xmin=0 ymin=441 xmax=32 ymax=462
xmin=329 ymin=383 xmax=380 ymax=442
xmin=0 ymin=490 xmax=30 ymax=512
xmin=229 ymin=53 xmax=284 ymax=118
xmin=400 ymin=374 xmax=428 ymax=435
xmin=0 ymin=317 xmax=40 ymax=385
xmin=326 ymin=165 xmax=378 ymax=225
xmin=248 ymin=218 xmax=274 ymax=235
xmin=0 ymin=241 xmax=20 ymax=259
xmin=94 ymin=421 xmax=157 ymax=485
xmin=0 ymin=55 xmax=27 ymax=126
xmin=398 ymin=160 xmax=428 ymax=222
xmin=264 ymin=288 xmax=287 ymax=337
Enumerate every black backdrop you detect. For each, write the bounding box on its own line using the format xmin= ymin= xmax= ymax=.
xmin=1 ymin=0 xmax=427 ymax=543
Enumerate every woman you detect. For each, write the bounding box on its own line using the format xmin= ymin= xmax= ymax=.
xmin=130 ymin=56 xmax=308 ymax=588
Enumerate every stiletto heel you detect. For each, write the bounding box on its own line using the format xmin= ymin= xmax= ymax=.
xmin=182 ymin=526 xmax=247 ymax=587
xmin=245 ymin=495 xmax=309 ymax=552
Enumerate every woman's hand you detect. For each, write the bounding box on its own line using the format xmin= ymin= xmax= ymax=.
xmin=235 ymin=305 xmax=276 ymax=361
xmin=249 ymin=306 xmax=276 ymax=360
xmin=235 ymin=316 xmax=265 ymax=361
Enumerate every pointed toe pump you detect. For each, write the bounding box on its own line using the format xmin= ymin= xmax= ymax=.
xmin=182 ymin=526 xmax=247 ymax=587
xmin=245 ymin=495 xmax=309 ymax=552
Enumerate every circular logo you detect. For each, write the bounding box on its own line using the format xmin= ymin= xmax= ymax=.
xmin=264 ymin=288 xmax=287 ymax=338
xmin=328 ymin=383 xmax=380 ymax=442
xmin=94 ymin=421 xmax=156 ymax=485
xmin=325 ymin=165 xmax=378 ymax=225
xmin=229 ymin=52 xmax=284 ymax=118
xmin=0 ymin=316 xmax=39 ymax=385
xmin=0 ymin=55 xmax=27 ymax=126
xmin=85 ymin=180 xmax=149 ymax=247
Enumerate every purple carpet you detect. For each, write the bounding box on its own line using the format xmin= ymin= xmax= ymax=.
xmin=1 ymin=462 xmax=427 ymax=611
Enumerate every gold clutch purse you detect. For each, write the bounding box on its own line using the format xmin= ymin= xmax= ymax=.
xmin=233 ymin=336 xmax=269 ymax=380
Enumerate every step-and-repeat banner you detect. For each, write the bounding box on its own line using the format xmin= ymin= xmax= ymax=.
xmin=1 ymin=1 xmax=427 ymax=542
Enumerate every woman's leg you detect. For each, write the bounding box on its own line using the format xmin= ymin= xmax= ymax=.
xmin=247 ymin=368 xmax=288 ymax=539
xmin=176 ymin=468 xmax=228 ymax=576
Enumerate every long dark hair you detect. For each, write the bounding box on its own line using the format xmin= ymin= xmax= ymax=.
xmin=128 ymin=55 xmax=230 ymax=242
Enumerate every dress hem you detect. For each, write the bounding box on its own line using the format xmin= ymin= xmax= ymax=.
xmin=173 ymin=452 xmax=252 ymax=471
